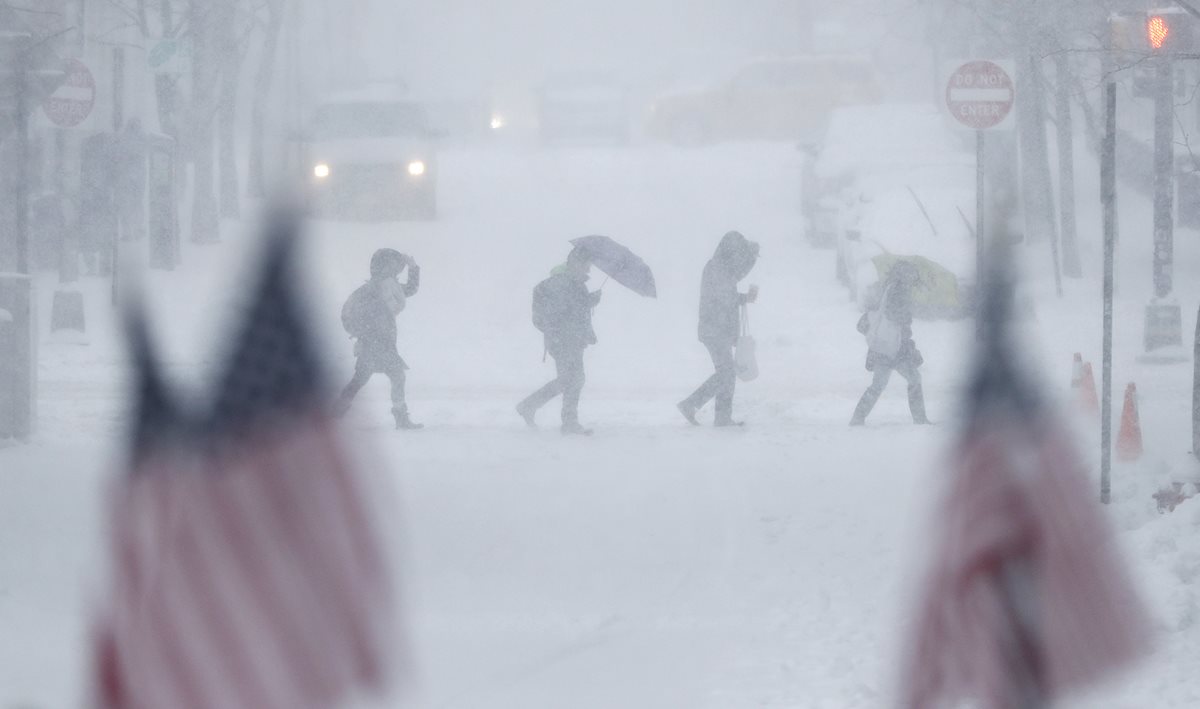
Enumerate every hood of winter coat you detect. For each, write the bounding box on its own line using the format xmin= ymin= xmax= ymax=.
xmin=370 ymin=248 xmax=405 ymax=279
xmin=711 ymin=231 xmax=759 ymax=281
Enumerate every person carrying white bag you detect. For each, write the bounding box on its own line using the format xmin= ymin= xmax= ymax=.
xmin=851 ymin=261 xmax=930 ymax=426
xmin=678 ymin=231 xmax=760 ymax=428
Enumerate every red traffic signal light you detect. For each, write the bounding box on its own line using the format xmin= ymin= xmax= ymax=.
xmin=1148 ymin=15 xmax=1171 ymax=50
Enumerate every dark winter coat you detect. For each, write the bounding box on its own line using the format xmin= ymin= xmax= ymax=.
xmin=356 ymin=266 xmax=420 ymax=369
xmin=698 ymin=232 xmax=758 ymax=346
xmin=535 ymin=271 xmax=598 ymax=354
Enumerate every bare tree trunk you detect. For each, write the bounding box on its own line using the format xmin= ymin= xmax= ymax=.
xmin=1015 ymin=47 xmax=1061 ymax=293
xmin=1055 ymin=53 xmax=1081 ymax=278
xmin=190 ymin=1 xmax=220 ymax=243
xmin=218 ymin=70 xmax=240 ymax=218
xmin=248 ymin=0 xmax=283 ymax=198
xmin=216 ymin=0 xmax=240 ymax=219
xmin=1016 ymin=50 xmax=1056 ymax=242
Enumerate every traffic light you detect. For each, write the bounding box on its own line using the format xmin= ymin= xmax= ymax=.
xmin=1111 ymin=9 xmax=1198 ymax=54
xmin=1148 ymin=14 xmax=1171 ymax=51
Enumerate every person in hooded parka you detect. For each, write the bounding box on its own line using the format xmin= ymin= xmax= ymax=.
xmin=335 ymin=248 xmax=423 ymax=429
xmin=678 ymin=231 xmax=760 ymax=427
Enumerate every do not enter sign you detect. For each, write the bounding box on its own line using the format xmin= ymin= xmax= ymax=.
xmin=42 ymin=58 xmax=96 ymax=128
xmin=946 ymin=60 xmax=1014 ymax=130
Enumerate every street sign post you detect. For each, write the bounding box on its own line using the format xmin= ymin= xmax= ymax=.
xmin=945 ymin=60 xmax=1016 ymax=331
xmin=41 ymin=58 xmax=94 ymax=128
xmin=946 ymin=60 xmax=1016 ymax=130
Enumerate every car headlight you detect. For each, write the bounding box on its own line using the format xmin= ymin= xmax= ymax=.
xmin=313 ymin=162 xmax=330 ymax=179
xmin=490 ymin=114 xmax=506 ymax=131
xmin=407 ymin=160 xmax=426 ymax=177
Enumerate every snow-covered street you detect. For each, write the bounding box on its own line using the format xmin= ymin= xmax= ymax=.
xmin=3 ymin=143 xmax=1200 ymax=707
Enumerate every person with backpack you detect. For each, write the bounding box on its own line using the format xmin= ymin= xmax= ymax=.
xmin=335 ymin=248 xmax=423 ymax=429
xmin=678 ymin=231 xmax=760 ymax=427
xmin=850 ymin=261 xmax=930 ymax=426
xmin=517 ymin=246 xmax=602 ymax=435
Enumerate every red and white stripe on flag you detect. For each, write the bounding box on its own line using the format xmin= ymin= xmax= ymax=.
xmin=93 ymin=417 xmax=393 ymax=709
xmin=900 ymin=422 xmax=1149 ymax=709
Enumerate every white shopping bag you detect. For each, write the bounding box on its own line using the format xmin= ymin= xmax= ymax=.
xmin=736 ymin=304 xmax=759 ymax=382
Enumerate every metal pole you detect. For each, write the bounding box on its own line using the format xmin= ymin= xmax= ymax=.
xmin=976 ymin=129 xmax=985 ymax=337
xmin=1101 ymin=80 xmax=1117 ymax=505
xmin=1153 ymin=56 xmax=1174 ymax=300
xmin=1193 ymin=305 xmax=1200 ymax=461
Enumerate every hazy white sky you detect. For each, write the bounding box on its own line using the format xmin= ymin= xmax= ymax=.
xmin=352 ymin=0 xmax=816 ymax=93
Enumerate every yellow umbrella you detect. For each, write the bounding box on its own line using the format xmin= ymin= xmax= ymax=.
xmin=872 ymin=253 xmax=964 ymax=318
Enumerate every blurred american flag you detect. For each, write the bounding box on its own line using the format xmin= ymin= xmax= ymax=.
xmin=94 ymin=215 xmax=395 ymax=709
xmin=898 ymin=264 xmax=1149 ymax=709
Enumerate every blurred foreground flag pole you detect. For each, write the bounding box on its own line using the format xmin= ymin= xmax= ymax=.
xmin=898 ymin=239 xmax=1149 ymax=709
xmin=93 ymin=207 xmax=398 ymax=709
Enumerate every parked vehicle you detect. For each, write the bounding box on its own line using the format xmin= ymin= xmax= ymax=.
xmin=836 ymin=186 xmax=977 ymax=319
xmin=306 ymin=89 xmax=439 ymax=220
xmin=646 ymin=55 xmax=880 ymax=146
xmin=803 ymin=103 xmax=971 ymax=248
xmin=804 ymin=103 xmax=976 ymax=317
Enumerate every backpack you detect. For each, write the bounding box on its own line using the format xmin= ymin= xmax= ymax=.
xmin=531 ymin=278 xmax=561 ymax=333
xmin=341 ymin=283 xmax=376 ymax=338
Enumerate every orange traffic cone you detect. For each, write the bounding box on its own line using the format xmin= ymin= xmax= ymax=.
xmin=1117 ymin=383 xmax=1144 ymax=462
xmin=1078 ymin=361 xmax=1100 ymax=414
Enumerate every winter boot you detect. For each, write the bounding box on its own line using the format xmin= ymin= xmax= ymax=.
xmin=393 ymin=407 xmax=424 ymax=431
xmin=908 ymin=383 xmax=930 ymax=425
xmin=516 ymin=402 xmax=537 ymax=428
xmin=561 ymin=421 xmax=594 ymax=436
xmin=714 ymin=417 xmax=745 ymax=428
xmin=677 ymin=401 xmax=700 ymax=426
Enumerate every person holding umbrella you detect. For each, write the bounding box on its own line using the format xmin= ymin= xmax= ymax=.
xmin=678 ymin=231 xmax=759 ymax=427
xmin=850 ymin=260 xmax=930 ymax=426
xmin=517 ymin=236 xmax=657 ymax=435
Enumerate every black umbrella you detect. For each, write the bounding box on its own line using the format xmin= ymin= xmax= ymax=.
xmin=570 ymin=235 xmax=657 ymax=298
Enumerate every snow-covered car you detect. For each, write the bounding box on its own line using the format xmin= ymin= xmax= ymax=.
xmin=835 ymin=185 xmax=977 ymax=319
xmin=306 ymin=91 xmax=438 ymax=220
xmin=804 ymin=103 xmax=972 ymax=248
xmin=537 ymin=73 xmax=630 ymax=145
xmin=806 ymin=104 xmax=976 ymax=317
xmin=647 ymin=56 xmax=880 ymax=146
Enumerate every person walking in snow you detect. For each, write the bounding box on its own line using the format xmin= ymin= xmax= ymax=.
xmin=517 ymin=246 xmax=602 ymax=436
xmin=335 ymin=248 xmax=423 ymax=430
xmin=850 ymin=261 xmax=930 ymax=426
xmin=678 ymin=231 xmax=760 ymax=427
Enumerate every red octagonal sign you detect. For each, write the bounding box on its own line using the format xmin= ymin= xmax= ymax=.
xmin=946 ymin=60 xmax=1014 ymax=130
xmin=42 ymin=58 xmax=96 ymax=128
